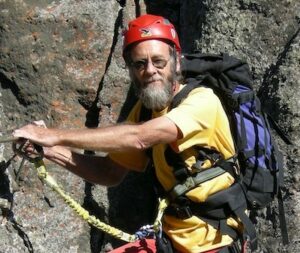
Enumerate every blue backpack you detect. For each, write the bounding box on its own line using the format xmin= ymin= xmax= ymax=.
xmin=140 ymin=53 xmax=289 ymax=251
xmin=167 ymin=52 xmax=288 ymax=250
xmin=178 ymin=53 xmax=283 ymax=208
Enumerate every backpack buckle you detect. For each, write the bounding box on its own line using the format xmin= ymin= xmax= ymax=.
xmin=174 ymin=205 xmax=193 ymax=219
xmin=233 ymin=163 xmax=240 ymax=177
xmin=166 ymin=204 xmax=193 ymax=219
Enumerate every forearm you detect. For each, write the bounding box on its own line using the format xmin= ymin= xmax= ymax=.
xmin=13 ymin=116 xmax=180 ymax=153
xmin=58 ymin=118 xmax=180 ymax=152
xmin=44 ymin=146 xmax=128 ymax=186
xmin=57 ymin=124 xmax=147 ymax=152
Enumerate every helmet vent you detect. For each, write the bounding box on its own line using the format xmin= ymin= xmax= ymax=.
xmin=163 ymin=19 xmax=171 ymax=25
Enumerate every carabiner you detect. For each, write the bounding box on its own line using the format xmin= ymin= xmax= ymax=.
xmin=12 ymin=141 xmax=44 ymax=163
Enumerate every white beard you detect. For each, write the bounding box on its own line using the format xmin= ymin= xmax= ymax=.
xmin=137 ymin=80 xmax=173 ymax=111
xmin=131 ymin=67 xmax=177 ymax=111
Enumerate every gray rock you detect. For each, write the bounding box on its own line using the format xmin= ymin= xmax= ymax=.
xmin=0 ymin=0 xmax=299 ymax=252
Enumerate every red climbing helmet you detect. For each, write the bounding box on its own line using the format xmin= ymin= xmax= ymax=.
xmin=122 ymin=14 xmax=181 ymax=53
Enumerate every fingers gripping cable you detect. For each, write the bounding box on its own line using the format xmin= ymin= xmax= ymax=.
xmin=13 ymin=141 xmax=44 ymax=163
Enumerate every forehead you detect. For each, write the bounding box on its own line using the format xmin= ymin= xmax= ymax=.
xmin=130 ymin=40 xmax=170 ymax=59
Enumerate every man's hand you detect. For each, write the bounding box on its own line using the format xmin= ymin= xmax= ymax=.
xmin=13 ymin=120 xmax=59 ymax=148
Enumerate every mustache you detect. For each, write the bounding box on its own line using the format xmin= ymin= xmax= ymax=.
xmin=143 ymin=78 xmax=163 ymax=85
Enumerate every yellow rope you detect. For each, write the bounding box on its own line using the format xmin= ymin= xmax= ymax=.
xmin=153 ymin=198 xmax=169 ymax=232
xmin=4 ymin=138 xmax=168 ymax=241
xmin=34 ymin=159 xmax=137 ymax=242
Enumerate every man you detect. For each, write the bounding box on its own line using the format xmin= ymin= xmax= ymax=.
xmin=13 ymin=15 xmax=242 ymax=253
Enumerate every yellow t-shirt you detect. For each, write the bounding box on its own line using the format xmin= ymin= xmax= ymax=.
xmin=109 ymin=86 xmax=242 ymax=253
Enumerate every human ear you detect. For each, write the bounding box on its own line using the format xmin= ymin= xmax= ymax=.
xmin=176 ymin=52 xmax=181 ymax=73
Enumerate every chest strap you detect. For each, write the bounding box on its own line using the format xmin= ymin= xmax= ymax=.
xmin=167 ymin=157 xmax=238 ymax=201
xmin=168 ymin=166 xmax=226 ymax=200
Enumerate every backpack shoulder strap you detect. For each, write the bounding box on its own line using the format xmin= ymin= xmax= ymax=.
xmin=139 ymin=104 xmax=152 ymax=122
xmin=171 ymin=78 xmax=205 ymax=108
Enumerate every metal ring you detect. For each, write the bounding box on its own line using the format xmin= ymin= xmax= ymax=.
xmin=12 ymin=141 xmax=44 ymax=163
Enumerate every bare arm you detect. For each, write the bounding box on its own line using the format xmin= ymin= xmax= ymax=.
xmin=43 ymin=145 xmax=129 ymax=186
xmin=13 ymin=116 xmax=181 ymax=183
xmin=13 ymin=116 xmax=181 ymax=153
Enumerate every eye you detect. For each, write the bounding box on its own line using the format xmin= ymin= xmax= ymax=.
xmin=131 ymin=60 xmax=147 ymax=70
xmin=152 ymin=59 xmax=168 ymax=69
xmin=152 ymin=58 xmax=170 ymax=69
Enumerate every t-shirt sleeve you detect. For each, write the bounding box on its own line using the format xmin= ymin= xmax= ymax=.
xmin=109 ymin=150 xmax=149 ymax=171
xmin=165 ymin=87 xmax=219 ymax=152
xmin=108 ymin=101 xmax=149 ymax=171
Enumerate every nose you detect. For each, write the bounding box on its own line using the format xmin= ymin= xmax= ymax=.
xmin=144 ymin=59 xmax=157 ymax=75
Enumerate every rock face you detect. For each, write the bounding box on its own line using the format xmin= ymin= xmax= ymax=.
xmin=0 ymin=0 xmax=299 ymax=252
